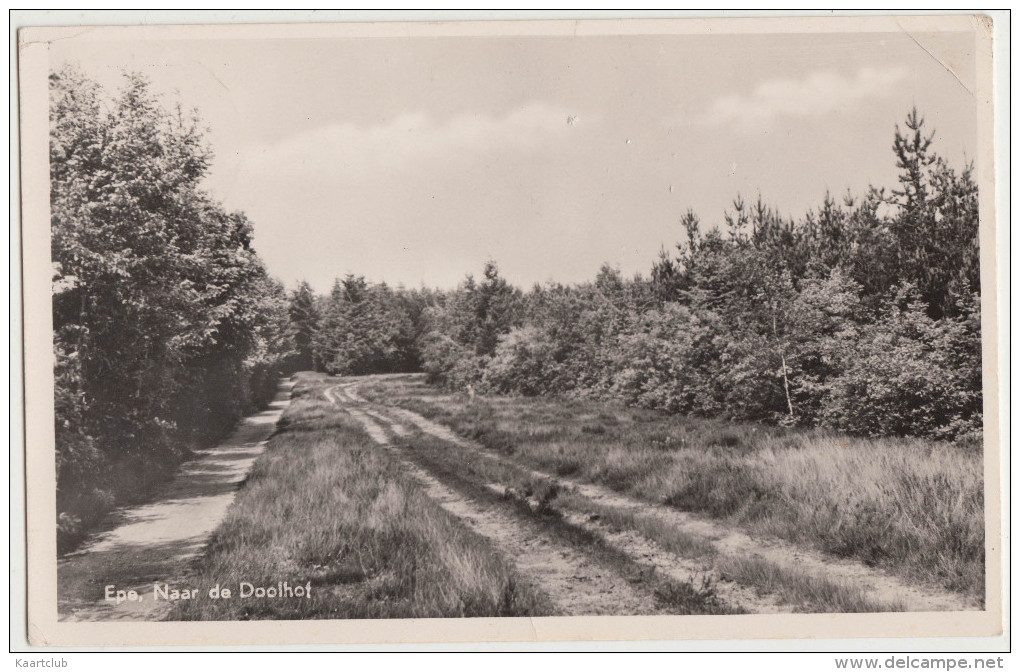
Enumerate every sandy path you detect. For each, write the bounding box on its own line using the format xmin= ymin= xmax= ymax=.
xmin=482 ymin=482 xmax=789 ymax=614
xmin=362 ymin=408 xmax=410 ymax=437
xmin=57 ymin=382 xmax=293 ymax=621
xmin=357 ymin=383 xmax=978 ymax=613
xmin=359 ymin=401 xmax=783 ymax=614
xmin=324 ymin=382 xmax=363 ymax=404
xmin=327 ymin=389 xmax=667 ymax=616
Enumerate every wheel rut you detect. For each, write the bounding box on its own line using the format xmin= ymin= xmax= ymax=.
xmin=328 ymin=388 xmax=669 ymax=616
xmin=341 ymin=381 xmax=979 ymax=614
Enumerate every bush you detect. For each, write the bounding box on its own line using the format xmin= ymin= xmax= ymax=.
xmin=823 ymin=287 xmax=982 ymax=440
xmin=483 ymin=327 xmax=560 ymax=396
xmin=420 ymin=333 xmax=486 ymax=390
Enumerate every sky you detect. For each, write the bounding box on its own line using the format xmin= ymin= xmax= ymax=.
xmin=50 ymin=24 xmax=979 ymax=292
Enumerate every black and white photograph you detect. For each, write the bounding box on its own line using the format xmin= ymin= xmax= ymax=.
xmin=15 ymin=12 xmax=1005 ymax=648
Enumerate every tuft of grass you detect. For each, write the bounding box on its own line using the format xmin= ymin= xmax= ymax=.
xmin=169 ymin=377 xmax=551 ymax=620
xmin=653 ymin=574 xmax=725 ymax=613
xmin=716 ymin=556 xmax=905 ymax=613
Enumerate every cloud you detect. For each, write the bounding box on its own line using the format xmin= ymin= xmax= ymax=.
xmin=239 ymin=101 xmax=583 ymax=176
xmin=701 ymin=66 xmax=910 ymax=132
xmin=214 ymin=101 xmax=600 ymax=291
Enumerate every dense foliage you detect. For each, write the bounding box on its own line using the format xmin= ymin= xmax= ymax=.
xmin=310 ymin=275 xmax=431 ymax=375
xmin=51 ymin=68 xmax=294 ymax=547
xmin=296 ymin=110 xmax=982 ymax=444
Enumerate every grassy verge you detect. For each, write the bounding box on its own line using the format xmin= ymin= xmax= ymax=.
xmin=170 ymin=378 xmax=551 ymax=620
xmin=358 ymin=375 xmax=984 ymax=600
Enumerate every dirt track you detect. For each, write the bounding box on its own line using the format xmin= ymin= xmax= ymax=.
xmin=336 ymin=389 xmax=674 ymax=615
xmin=55 ymin=373 xmax=978 ymax=620
xmin=333 ymin=377 xmax=980 ymax=614
xmin=56 ymin=383 xmax=293 ymax=622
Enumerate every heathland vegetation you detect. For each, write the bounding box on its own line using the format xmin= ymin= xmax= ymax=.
xmin=187 ymin=373 xmax=979 ymax=617
xmin=357 ymin=375 xmax=983 ymax=600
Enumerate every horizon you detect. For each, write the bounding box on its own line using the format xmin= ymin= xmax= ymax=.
xmin=51 ymin=26 xmax=978 ymax=293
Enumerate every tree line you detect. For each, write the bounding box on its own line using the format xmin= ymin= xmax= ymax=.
xmin=289 ymin=109 xmax=982 ymax=445
xmin=50 ymin=68 xmax=297 ymax=548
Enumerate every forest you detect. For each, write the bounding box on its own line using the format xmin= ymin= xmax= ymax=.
xmin=51 ymin=67 xmax=982 ymax=551
xmin=293 ymin=108 xmax=982 ymax=443
xmin=50 ymin=68 xmax=296 ymax=548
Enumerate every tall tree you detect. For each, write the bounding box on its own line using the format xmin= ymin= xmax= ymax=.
xmin=50 ymin=66 xmax=291 ymax=543
xmin=888 ymin=108 xmax=980 ymax=318
xmin=474 ymin=261 xmax=522 ymax=356
xmin=288 ymin=280 xmax=320 ymax=371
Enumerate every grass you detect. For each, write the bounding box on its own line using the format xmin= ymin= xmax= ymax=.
xmin=358 ymin=374 xmax=984 ymax=601
xmin=380 ymin=426 xmax=739 ymax=615
xmin=373 ymin=397 xmax=896 ymax=614
xmin=715 ymin=556 xmax=906 ymax=613
xmin=170 ymin=377 xmax=551 ymax=620
xmin=555 ymin=491 xmax=718 ymax=561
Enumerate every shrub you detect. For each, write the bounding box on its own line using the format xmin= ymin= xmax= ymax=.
xmin=483 ymin=327 xmax=560 ymax=396
xmin=823 ymin=286 xmax=982 ymax=440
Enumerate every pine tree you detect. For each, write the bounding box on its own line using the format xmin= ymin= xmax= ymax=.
xmin=288 ymin=281 xmax=319 ymax=371
xmin=888 ymin=107 xmax=980 ymax=318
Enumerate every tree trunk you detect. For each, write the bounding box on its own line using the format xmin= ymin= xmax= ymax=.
xmin=772 ymin=303 xmax=795 ymax=419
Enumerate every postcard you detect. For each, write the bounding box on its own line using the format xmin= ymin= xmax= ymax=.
xmin=16 ymin=13 xmax=1004 ymax=647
